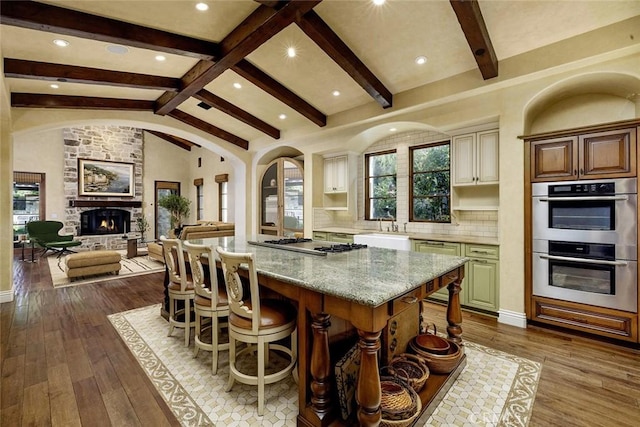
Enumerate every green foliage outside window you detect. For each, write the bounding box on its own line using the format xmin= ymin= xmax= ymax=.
xmin=411 ymin=142 xmax=451 ymax=222
xmin=366 ymin=151 xmax=397 ymax=219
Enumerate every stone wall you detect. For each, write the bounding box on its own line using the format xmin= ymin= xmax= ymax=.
xmin=63 ymin=126 xmax=144 ymax=251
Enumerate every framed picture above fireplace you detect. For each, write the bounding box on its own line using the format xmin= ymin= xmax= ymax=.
xmin=78 ymin=159 xmax=134 ymax=197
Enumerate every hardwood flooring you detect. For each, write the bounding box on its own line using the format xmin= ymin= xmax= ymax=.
xmin=2 ymin=250 xmax=639 ymax=426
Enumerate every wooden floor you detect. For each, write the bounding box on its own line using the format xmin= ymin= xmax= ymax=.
xmin=2 ymin=251 xmax=639 ymax=426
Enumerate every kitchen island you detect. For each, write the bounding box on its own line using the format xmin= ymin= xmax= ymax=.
xmin=191 ymin=235 xmax=468 ymax=427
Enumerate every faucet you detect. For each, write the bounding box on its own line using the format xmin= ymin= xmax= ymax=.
xmin=378 ymin=218 xmax=383 ymax=231
xmin=388 ymin=217 xmax=399 ymax=232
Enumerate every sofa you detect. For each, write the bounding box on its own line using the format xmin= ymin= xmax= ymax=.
xmin=147 ymin=221 xmax=235 ymax=264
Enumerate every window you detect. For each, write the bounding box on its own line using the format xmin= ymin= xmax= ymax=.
xmin=194 ymin=178 xmax=204 ymax=221
xmin=365 ymin=150 xmax=397 ymax=220
xmin=215 ymin=174 xmax=228 ymax=222
xmin=410 ymin=141 xmax=451 ymax=222
xmin=155 ymin=181 xmax=180 ymax=240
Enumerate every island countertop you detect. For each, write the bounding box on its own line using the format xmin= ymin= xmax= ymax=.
xmin=191 ymin=235 xmax=468 ymax=308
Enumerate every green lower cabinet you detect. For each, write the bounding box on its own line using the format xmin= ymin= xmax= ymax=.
xmin=328 ymin=232 xmax=354 ymax=243
xmin=413 ymin=240 xmax=499 ymax=314
xmin=313 ymin=231 xmax=328 ymax=241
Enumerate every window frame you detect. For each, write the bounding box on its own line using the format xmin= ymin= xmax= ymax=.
xmin=215 ymin=174 xmax=228 ymax=222
xmin=194 ymin=178 xmax=204 ymax=221
xmin=364 ymin=149 xmax=397 ymax=220
xmin=409 ymin=140 xmax=451 ymax=223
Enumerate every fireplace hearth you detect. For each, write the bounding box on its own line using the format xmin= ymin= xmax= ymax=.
xmin=80 ymin=208 xmax=131 ymax=236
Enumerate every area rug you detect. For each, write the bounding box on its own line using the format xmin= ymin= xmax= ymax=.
xmin=48 ymin=250 xmax=165 ymax=288
xmin=109 ymin=304 xmax=541 ymax=427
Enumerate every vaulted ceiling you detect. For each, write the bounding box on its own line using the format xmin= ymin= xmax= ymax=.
xmin=2 ymin=0 xmax=639 ymax=151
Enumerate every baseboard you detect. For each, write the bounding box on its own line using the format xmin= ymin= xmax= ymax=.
xmin=498 ymin=309 xmax=527 ymax=328
xmin=0 ymin=287 xmax=15 ymax=304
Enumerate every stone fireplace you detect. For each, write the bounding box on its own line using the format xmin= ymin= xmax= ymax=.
xmin=80 ymin=208 xmax=131 ymax=236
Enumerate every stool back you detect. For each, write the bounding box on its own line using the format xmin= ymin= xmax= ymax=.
xmin=184 ymin=241 xmax=225 ymax=305
xmin=160 ymin=236 xmax=189 ymax=292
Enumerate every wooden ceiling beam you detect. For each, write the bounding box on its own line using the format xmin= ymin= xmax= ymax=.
xmin=449 ymin=0 xmax=498 ymax=80
xmin=145 ymin=130 xmax=198 ymax=151
xmin=296 ymin=10 xmax=392 ymax=109
xmin=11 ymin=93 xmax=155 ymax=110
xmin=0 ymin=1 xmax=219 ymax=60
xmin=155 ymin=0 xmax=321 ymax=115
xmin=232 ymin=60 xmax=326 ymax=127
xmin=168 ymin=110 xmax=249 ymax=150
xmin=4 ymin=58 xmax=180 ymax=92
xmin=194 ymin=89 xmax=280 ymax=139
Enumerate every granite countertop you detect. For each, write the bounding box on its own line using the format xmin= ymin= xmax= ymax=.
xmin=192 ymin=235 xmax=468 ymax=308
xmin=313 ymin=227 xmax=499 ymax=246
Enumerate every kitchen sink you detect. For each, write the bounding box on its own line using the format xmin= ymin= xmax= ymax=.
xmin=353 ymin=233 xmax=411 ymax=251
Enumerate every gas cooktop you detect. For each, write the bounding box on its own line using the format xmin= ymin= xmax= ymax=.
xmin=248 ymin=238 xmax=367 ymax=256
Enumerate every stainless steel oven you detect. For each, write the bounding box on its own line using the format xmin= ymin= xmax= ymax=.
xmin=532 ymin=240 xmax=637 ymax=312
xmin=532 ymin=177 xmax=638 ymax=313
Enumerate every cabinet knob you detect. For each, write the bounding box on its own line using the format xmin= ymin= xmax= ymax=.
xmin=579 ymin=168 xmax=584 ymax=175
xmin=574 ymin=169 xmax=577 ymax=175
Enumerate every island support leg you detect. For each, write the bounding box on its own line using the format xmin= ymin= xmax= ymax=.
xmin=446 ymin=273 xmax=463 ymax=343
xmin=310 ymin=312 xmax=332 ymax=416
xmin=356 ymin=329 xmax=382 ymax=427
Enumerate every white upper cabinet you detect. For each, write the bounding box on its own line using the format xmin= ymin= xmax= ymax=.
xmin=324 ymin=155 xmax=348 ymax=193
xmin=452 ymin=130 xmax=499 ymax=186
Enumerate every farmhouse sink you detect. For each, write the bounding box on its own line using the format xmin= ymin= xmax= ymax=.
xmin=353 ymin=233 xmax=411 ymax=251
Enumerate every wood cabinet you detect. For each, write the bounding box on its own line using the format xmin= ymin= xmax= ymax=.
xmin=415 ymin=240 xmax=499 ymax=314
xmin=259 ymin=157 xmax=304 ymax=236
xmin=452 ymin=130 xmax=499 ymax=186
xmin=531 ymin=127 xmax=636 ymax=182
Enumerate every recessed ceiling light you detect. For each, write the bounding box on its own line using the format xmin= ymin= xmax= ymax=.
xmin=287 ymin=47 xmax=296 ymax=58
xmin=279 ymin=114 xmax=287 ymax=120
xmin=197 ymin=101 xmax=212 ymax=110
xmin=389 ymin=127 xmax=397 ymax=132
xmin=106 ymin=44 xmax=129 ymax=55
xmin=155 ymin=55 xmax=166 ymax=61
xmin=196 ymin=3 xmax=209 ymax=11
xmin=50 ymin=84 xmax=59 ymax=89
xmin=373 ymin=0 xmax=386 ymax=5
xmin=332 ymin=90 xmax=341 ymax=97
xmin=233 ymin=82 xmax=242 ymax=89
xmin=53 ymin=39 xmax=69 ymax=47
xmin=415 ymin=56 xmax=427 ymax=65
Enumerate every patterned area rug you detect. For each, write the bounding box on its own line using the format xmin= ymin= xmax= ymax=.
xmin=48 ymin=250 xmax=165 ymax=287
xmin=109 ymin=304 xmax=541 ymax=427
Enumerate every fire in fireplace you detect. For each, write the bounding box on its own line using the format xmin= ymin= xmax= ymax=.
xmin=80 ymin=208 xmax=131 ymax=236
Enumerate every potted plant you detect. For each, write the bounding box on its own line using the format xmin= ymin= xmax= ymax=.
xmin=157 ymin=194 xmax=191 ymax=235
xmin=135 ymin=215 xmax=149 ymax=242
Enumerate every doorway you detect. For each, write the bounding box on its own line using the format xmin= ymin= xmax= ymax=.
xmin=155 ymin=181 xmax=180 ymax=240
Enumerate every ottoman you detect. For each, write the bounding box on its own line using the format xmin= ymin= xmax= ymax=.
xmin=65 ymin=250 xmax=122 ymax=281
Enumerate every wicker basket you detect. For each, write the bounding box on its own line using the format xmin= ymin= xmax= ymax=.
xmin=387 ymin=353 xmax=430 ymax=392
xmin=379 ymin=376 xmax=422 ymax=427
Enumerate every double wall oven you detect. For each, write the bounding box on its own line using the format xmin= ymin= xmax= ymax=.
xmin=532 ymin=178 xmax=637 ymax=313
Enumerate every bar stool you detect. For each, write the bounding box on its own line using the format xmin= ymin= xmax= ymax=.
xmin=216 ymin=246 xmax=297 ymax=416
xmin=161 ymin=236 xmax=195 ymax=347
xmin=184 ymin=241 xmax=229 ymax=374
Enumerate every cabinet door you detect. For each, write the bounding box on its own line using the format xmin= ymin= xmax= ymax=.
xmin=466 ymin=259 xmax=499 ymax=312
xmin=580 ymin=128 xmax=636 ymax=179
xmin=452 ymin=134 xmax=476 ymax=185
xmin=476 ymin=130 xmax=499 ymax=184
xmin=328 ymin=232 xmax=353 ymax=243
xmin=324 ymin=157 xmax=337 ymax=193
xmin=333 ymin=156 xmax=348 ymax=192
xmin=531 ymin=136 xmax=578 ymax=182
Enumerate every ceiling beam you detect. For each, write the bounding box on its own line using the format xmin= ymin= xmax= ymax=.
xmin=168 ymin=110 xmax=249 ymax=150
xmin=232 ymin=60 xmax=326 ymax=127
xmin=11 ymin=93 xmax=155 ymax=110
xmin=144 ymin=130 xmax=199 ymax=151
xmin=296 ymin=10 xmax=392 ymax=109
xmin=194 ymin=90 xmax=280 ymax=139
xmin=449 ymin=0 xmax=498 ymax=80
xmin=155 ymin=0 xmax=322 ymax=115
xmin=4 ymin=58 xmax=180 ymax=92
xmin=0 ymin=1 xmax=219 ymax=60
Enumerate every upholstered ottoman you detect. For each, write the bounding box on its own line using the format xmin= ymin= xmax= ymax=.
xmin=65 ymin=250 xmax=121 ymax=281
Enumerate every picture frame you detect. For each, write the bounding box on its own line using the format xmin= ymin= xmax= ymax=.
xmin=78 ymin=159 xmax=134 ymax=197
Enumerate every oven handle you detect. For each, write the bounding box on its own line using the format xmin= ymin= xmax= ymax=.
xmin=539 ymin=254 xmax=628 ymax=266
xmin=537 ymin=195 xmax=629 ymax=202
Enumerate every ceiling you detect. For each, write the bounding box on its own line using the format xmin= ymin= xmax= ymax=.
xmin=2 ymin=0 xmax=639 ymax=151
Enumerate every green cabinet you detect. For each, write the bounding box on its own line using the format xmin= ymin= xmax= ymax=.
xmin=414 ymin=240 xmax=499 ymax=314
xmin=313 ymin=231 xmax=354 ymax=243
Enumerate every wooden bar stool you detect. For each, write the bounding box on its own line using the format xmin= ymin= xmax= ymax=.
xmin=161 ymin=236 xmax=195 ymax=347
xmin=184 ymin=241 xmax=229 ymax=374
xmin=216 ymin=247 xmax=297 ymax=416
